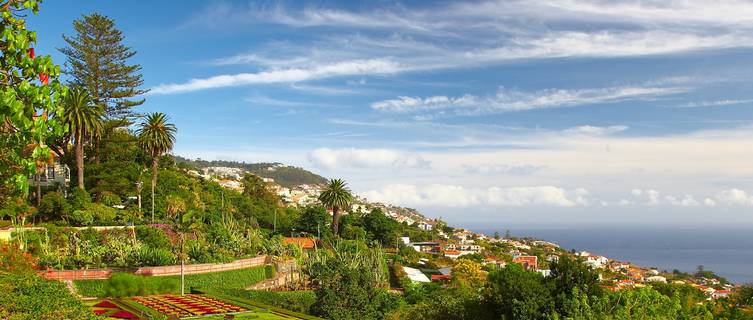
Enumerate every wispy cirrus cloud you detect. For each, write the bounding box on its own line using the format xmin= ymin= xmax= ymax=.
xmin=371 ymin=83 xmax=687 ymax=115
xmin=675 ymin=99 xmax=753 ymax=108
xmin=151 ymin=59 xmax=400 ymax=94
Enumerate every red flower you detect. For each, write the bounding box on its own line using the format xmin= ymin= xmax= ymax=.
xmin=28 ymin=48 xmax=35 ymax=59
xmin=39 ymin=73 xmax=49 ymax=85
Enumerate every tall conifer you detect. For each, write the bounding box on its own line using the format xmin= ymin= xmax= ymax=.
xmin=59 ymin=13 xmax=147 ymax=120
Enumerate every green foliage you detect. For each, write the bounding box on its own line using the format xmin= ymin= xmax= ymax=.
xmin=318 ymin=179 xmax=353 ymax=234
xmin=37 ymin=192 xmax=70 ymax=221
xmin=59 ymin=13 xmax=147 ymax=119
xmin=219 ymin=289 xmax=317 ymax=314
xmin=69 ymin=187 xmax=91 ymax=210
xmin=69 ymin=209 xmax=93 ymax=226
xmin=484 ymin=263 xmax=555 ymax=319
xmin=135 ymin=225 xmax=172 ymax=249
xmin=0 ymin=272 xmax=96 ymax=320
xmin=306 ymin=240 xmax=399 ymax=320
xmin=103 ymin=272 xmax=178 ymax=297
xmin=75 ymin=265 xmax=274 ymax=297
xmin=99 ymin=191 xmax=121 ymax=206
xmin=0 ymin=0 xmax=67 ymax=199
xmin=388 ymin=286 xmax=484 ymax=320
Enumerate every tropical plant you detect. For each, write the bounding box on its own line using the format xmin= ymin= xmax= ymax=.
xmin=60 ymin=87 xmax=104 ymax=189
xmin=0 ymin=0 xmax=67 ymax=202
xmin=318 ymin=179 xmax=354 ymax=235
xmin=137 ymin=112 xmax=176 ymax=222
xmin=173 ymin=211 xmax=201 ymax=295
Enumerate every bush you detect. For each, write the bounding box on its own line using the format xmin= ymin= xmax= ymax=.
xmin=136 ymin=226 xmax=173 ymax=250
xmin=138 ymin=246 xmax=175 ymax=266
xmin=69 ymin=210 xmax=94 ymax=226
xmin=37 ymin=192 xmax=70 ymax=221
xmin=0 ymin=244 xmax=37 ymax=274
xmin=85 ymin=203 xmax=117 ymax=224
xmin=69 ymin=188 xmax=91 ymax=210
xmin=99 ymin=191 xmax=122 ymax=206
xmin=104 ymin=272 xmax=179 ymax=297
xmin=0 ymin=272 xmax=97 ymax=319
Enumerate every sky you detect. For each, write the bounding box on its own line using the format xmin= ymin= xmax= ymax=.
xmin=27 ymin=0 xmax=753 ymax=228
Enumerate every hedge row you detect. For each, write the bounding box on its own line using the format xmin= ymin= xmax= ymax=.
xmin=218 ymin=288 xmax=316 ymax=314
xmin=74 ymin=265 xmax=275 ymax=297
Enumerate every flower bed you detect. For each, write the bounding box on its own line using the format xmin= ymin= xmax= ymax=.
xmin=130 ymin=294 xmax=246 ymax=318
xmin=86 ymin=300 xmax=139 ymax=319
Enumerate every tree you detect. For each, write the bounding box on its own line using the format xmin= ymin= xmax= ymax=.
xmin=1 ymin=0 xmax=66 ymax=201
xmin=172 ymin=210 xmax=200 ymax=295
xmin=59 ymin=13 xmax=147 ymax=120
xmin=318 ymin=179 xmax=353 ymax=235
xmin=296 ymin=205 xmax=329 ymax=237
xmin=137 ymin=112 xmax=176 ymax=222
xmin=60 ymin=87 xmax=103 ymax=189
xmin=484 ymin=263 xmax=555 ymax=319
xmin=452 ymin=259 xmax=486 ymax=287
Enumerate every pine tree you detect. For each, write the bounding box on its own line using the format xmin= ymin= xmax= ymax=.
xmin=59 ymin=13 xmax=147 ymax=120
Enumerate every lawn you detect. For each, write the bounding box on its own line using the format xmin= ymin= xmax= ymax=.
xmin=217 ymin=288 xmax=316 ymax=314
xmin=75 ymin=265 xmax=275 ymax=298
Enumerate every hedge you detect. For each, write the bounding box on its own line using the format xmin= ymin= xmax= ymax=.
xmin=75 ymin=265 xmax=275 ymax=297
xmin=195 ymin=289 xmax=323 ymax=320
xmin=218 ymin=288 xmax=316 ymax=314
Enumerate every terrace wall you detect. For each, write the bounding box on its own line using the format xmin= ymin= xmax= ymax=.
xmin=38 ymin=255 xmax=270 ymax=281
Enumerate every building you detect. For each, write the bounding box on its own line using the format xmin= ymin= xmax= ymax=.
xmin=513 ymin=256 xmax=538 ymax=271
xmin=27 ymin=160 xmax=70 ymax=193
xmin=403 ymin=266 xmax=431 ymax=283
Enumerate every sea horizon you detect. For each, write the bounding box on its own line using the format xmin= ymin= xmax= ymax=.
xmin=467 ymin=224 xmax=753 ymax=284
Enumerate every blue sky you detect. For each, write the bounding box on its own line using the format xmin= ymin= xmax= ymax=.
xmin=28 ymin=0 xmax=753 ymax=227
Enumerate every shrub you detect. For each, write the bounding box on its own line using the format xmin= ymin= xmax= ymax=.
xmin=69 ymin=188 xmax=92 ymax=210
xmin=85 ymin=203 xmax=117 ymax=224
xmin=104 ymin=272 xmax=179 ymax=297
xmin=37 ymin=192 xmax=71 ymax=221
xmin=0 ymin=272 xmax=97 ymax=319
xmin=99 ymin=191 xmax=122 ymax=206
xmin=0 ymin=244 xmax=37 ymax=274
xmin=69 ymin=210 xmax=94 ymax=226
xmin=136 ymin=226 xmax=173 ymax=250
xmin=138 ymin=246 xmax=175 ymax=266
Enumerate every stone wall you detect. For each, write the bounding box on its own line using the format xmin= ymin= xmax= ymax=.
xmin=39 ymin=255 xmax=270 ymax=281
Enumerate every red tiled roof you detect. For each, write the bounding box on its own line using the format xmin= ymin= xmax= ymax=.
xmin=283 ymin=237 xmax=316 ymax=250
xmin=431 ymin=274 xmax=452 ymax=282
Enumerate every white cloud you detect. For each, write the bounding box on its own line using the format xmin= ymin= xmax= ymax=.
xmin=371 ymin=84 xmax=685 ymax=115
xmin=564 ymin=125 xmax=629 ymax=136
xmin=463 ymin=164 xmax=545 ymax=175
xmin=715 ymin=189 xmax=753 ymax=206
xmin=308 ymin=148 xmax=430 ymax=170
xmin=665 ymin=195 xmax=701 ymax=207
xmin=676 ymin=99 xmax=753 ymax=108
xmin=362 ymin=184 xmax=586 ymax=208
xmin=631 ymin=189 xmax=662 ymax=205
xmin=151 ymin=59 xmax=400 ymax=94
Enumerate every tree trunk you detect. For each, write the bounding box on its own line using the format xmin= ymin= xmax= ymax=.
xmin=151 ymin=157 xmax=158 ymax=223
xmin=75 ymin=131 xmax=85 ymax=189
xmin=35 ymin=173 xmax=41 ymax=206
xmin=180 ymin=233 xmax=185 ymax=295
xmin=332 ymin=206 xmax=340 ymax=235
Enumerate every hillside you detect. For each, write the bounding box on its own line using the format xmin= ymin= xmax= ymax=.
xmin=174 ymin=156 xmax=328 ymax=189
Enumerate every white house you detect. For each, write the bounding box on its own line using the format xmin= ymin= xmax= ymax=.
xmin=403 ymin=266 xmax=431 ymax=283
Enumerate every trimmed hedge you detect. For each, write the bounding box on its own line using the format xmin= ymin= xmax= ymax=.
xmin=218 ymin=288 xmax=316 ymax=314
xmin=75 ymin=265 xmax=275 ymax=297
xmin=195 ymin=289 xmax=323 ymax=320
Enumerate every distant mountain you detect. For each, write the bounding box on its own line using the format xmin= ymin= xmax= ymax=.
xmin=174 ymin=156 xmax=328 ymax=189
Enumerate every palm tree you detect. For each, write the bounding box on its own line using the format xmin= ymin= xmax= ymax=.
xmin=173 ymin=210 xmax=201 ymax=295
xmin=318 ymin=179 xmax=353 ymax=235
xmin=60 ymin=87 xmax=104 ymax=190
xmin=136 ymin=112 xmax=177 ymax=223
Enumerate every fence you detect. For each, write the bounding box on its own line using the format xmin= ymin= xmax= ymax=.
xmin=38 ymin=255 xmax=270 ymax=281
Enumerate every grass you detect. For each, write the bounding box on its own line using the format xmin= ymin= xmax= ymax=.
xmin=217 ymin=289 xmax=316 ymax=315
xmin=75 ymin=265 xmax=275 ymax=298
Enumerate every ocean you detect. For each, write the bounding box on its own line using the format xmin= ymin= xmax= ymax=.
xmin=471 ymin=226 xmax=753 ymax=284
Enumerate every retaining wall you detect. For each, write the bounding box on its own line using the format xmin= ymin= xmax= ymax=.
xmin=39 ymin=255 xmax=270 ymax=281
